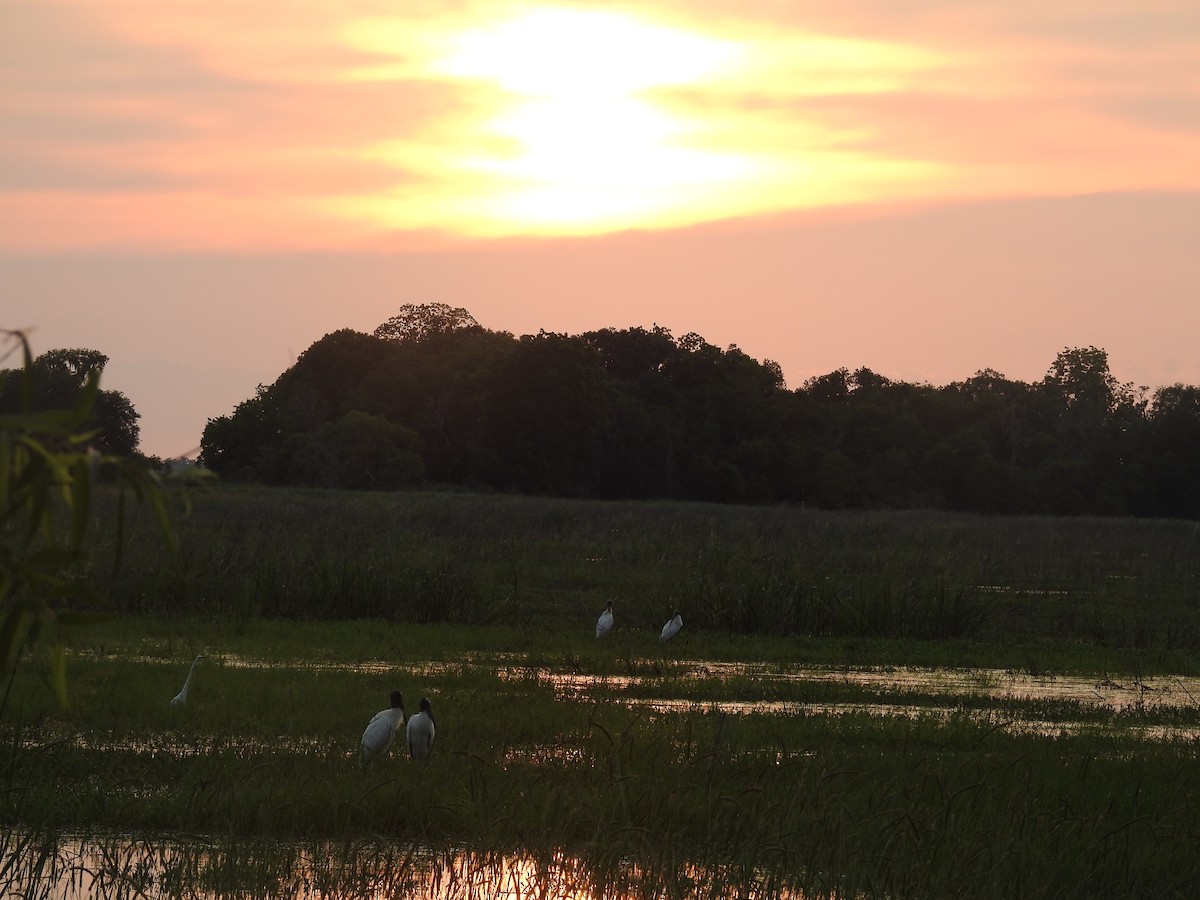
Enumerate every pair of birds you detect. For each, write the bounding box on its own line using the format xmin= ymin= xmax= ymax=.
xmin=360 ymin=692 xmax=436 ymax=769
xmin=170 ymin=656 xmax=435 ymax=769
xmin=596 ymin=601 xmax=683 ymax=642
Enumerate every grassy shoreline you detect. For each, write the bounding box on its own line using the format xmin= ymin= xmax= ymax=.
xmin=4 ymin=487 xmax=1200 ymax=897
xmin=3 ymin=611 xmax=1200 ymax=897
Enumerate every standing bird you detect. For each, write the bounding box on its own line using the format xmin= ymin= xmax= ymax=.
xmin=660 ymin=610 xmax=683 ymax=643
xmin=360 ymin=690 xmax=406 ymax=769
xmin=596 ymin=600 xmax=614 ymax=639
xmin=406 ymin=696 xmax=436 ymax=765
xmin=170 ymin=655 xmax=203 ymax=706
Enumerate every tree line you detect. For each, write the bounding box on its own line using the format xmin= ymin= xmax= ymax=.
xmin=7 ymin=307 xmax=1193 ymax=517
xmin=189 ymin=304 xmax=1200 ymax=518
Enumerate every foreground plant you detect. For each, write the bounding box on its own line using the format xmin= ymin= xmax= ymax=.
xmin=0 ymin=329 xmax=175 ymax=707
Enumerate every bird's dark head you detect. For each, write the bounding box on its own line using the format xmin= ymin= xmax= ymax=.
xmin=419 ymin=697 xmax=432 ymax=713
xmin=390 ymin=690 xmax=404 ymax=709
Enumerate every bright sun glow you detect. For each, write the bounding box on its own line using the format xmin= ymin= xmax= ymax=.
xmin=432 ymin=8 xmax=749 ymax=227
xmin=337 ymin=6 xmax=949 ymax=237
xmin=435 ymin=8 xmax=736 ymax=96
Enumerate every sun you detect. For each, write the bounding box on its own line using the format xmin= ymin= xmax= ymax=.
xmin=337 ymin=6 xmax=949 ymax=238
xmin=338 ymin=7 xmax=754 ymax=234
xmin=432 ymin=8 xmax=750 ymax=227
xmin=434 ymin=8 xmax=736 ymax=97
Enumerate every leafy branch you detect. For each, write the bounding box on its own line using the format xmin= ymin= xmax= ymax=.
xmin=0 ymin=329 xmax=175 ymax=706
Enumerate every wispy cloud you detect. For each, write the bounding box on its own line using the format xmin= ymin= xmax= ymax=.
xmin=2 ymin=0 xmax=1197 ymax=251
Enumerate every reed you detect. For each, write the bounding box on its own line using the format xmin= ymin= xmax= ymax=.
xmin=87 ymin=486 xmax=1200 ymax=656
xmin=3 ymin=486 xmax=1200 ymax=896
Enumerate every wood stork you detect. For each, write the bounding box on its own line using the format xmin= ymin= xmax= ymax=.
xmin=360 ymin=690 xmax=406 ymax=769
xmin=660 ymin=611 xmax=683 ymax=642
xmin=596 ymin=600 xmax=614 ymax=638
xmin=170 ymin=655 xmax=203 ymax=706
xmin=407 ymin=696 xmax=436 ymax=765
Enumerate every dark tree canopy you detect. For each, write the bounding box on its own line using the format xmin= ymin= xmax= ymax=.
xmin=373 ymin=303 xmax=480 ymax=342
xmin=199 ymin=306 xmax=1200 ymax=518
xmin=0 ymin=347 xmax=141 ymax=457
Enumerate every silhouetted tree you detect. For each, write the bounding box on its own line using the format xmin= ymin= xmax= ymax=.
xmin=197 ymin=317 xmax=1197 ymax=519
xmin=374 ymin=303 xmax=480 ymax=342
xmin=0 ymin=348 xmax=140 ymax=456
xmin=199 ymin=386 xmax=287 ymax=482
xmin=1145 ymin=384 xmax=1200 ymax=517
xmin=1038 ymin=346 xmax=1147 ymax=514
xmin=482 ymin=332 xmax=619 ymax=496
xmin=356 ymin=326 xmax=516 ymax=485
xmin=289 ymin=411 xmax=423 ymax=490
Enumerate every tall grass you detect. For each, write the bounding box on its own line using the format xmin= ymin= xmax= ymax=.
xmin=86 ymin=485 xmax=1200 ymax=655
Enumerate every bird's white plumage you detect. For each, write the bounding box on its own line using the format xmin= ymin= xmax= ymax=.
xmin=596 ymin=600 xmax=614 ymax=638
xmin=660 ymin=611 xmax=683 ymax=642
xmin=361 ymin=690 xmax=405 ymax=769
xmin=170 ymin=655 xmax=202 ymax=706
xmin=407 ymin=697 xmax=436 ymax=765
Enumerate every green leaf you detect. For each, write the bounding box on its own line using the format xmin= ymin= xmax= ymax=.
xmin=1 ymin=332 xmax=179 ymax=709
xmin=111 ymin=487 xmax=127 ymax=578
xmin=51 ymin=641 xmax=68 ymax=709
xmin=24 ymin=548 xmax=84 ymax=570
xmin=146 ymin=479 xmax=178 ymax=554
xmin=0 ymin=605 xmax=31 ymax=677
xmin=70 ymin=369 xmax=102 ymax=425
xmin=70 ymin=455 xmax=93 ymax=550
xmin=0 ymin=434 xmax=11 ymax=512
xmin=55 ymin=610 xmax=112 ymax=628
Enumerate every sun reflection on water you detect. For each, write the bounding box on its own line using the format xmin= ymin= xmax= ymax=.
xmin=8 ymin=837 xmax=814 ymax=900
xmin=70 ymin=650 xmax=1200 ymax=750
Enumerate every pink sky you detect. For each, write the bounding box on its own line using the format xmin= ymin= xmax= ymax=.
xmin=3 ymin=0 xmax=1199 ymax=458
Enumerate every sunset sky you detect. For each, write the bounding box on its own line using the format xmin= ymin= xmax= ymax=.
xmin=4 ymin=0 xmax=1198 ymax=458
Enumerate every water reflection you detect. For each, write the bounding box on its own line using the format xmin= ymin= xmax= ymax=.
xmin=4 ymin=836 xmax=807 ymax=900
xmin=92 ymin=650 xmax=1200 ymax=716
xmin=504 ymin=662 xmax=1200 ymax=709
xmin=16 ymin=731 xmax=336 ymax=760
xmin=75 ymin=651 xmax=1200 ymax=748
xmin=80 ymin=650 xmax=461 ymax=679
xmin=498 ymin=662 xmax=1200 ymax=742
xmin=616 ymin=698 xmax=1200 ymax=741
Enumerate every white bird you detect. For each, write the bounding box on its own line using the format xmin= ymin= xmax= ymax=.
xmin=660 ymin=610 xmax=683 ymax=643
xmin=596 ymin=600 xmax=614 ymax=639
xmin=360 ymin=690 xmax=406 ymax=769
xmin=170 ymin=655 xmax=203 ymax=706
xmin=406 ymin=696 xmax=436 ymax=765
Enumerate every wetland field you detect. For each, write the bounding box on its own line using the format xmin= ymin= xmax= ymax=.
xmin=3 ymin=486 xmax=1200 ymax=898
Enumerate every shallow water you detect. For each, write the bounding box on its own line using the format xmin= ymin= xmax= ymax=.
xmin=502 ymin=661 xmax=1200 ymax=727
xmin=615 ymin=697 xmax=1200 ymax=741
xmin=115 ymin=651 xmax=1200 ymax=715
xmin=16 ymin=652 xmax=1200 ymax=897
xmin=135 ymin=650 xmax=1200 ymax=745
xmin=3 ymin=836 xmax=808 ymax=900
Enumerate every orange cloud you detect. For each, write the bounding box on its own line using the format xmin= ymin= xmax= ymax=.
xmin=2 ymin=0 xmax=1198 ymax=251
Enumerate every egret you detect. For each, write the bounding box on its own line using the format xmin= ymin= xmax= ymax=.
xmin=407 ymin=696 xmax=436 ymax=765
xmin=170 ymin=655 xmax=203 ymax=706
xmin=660 ymin=610 xmax=683 ymax=642
xmin=596 ymin=600 xmax=614 ymax=638
xmin=360 ymin=690 xmax=406 ymax=769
